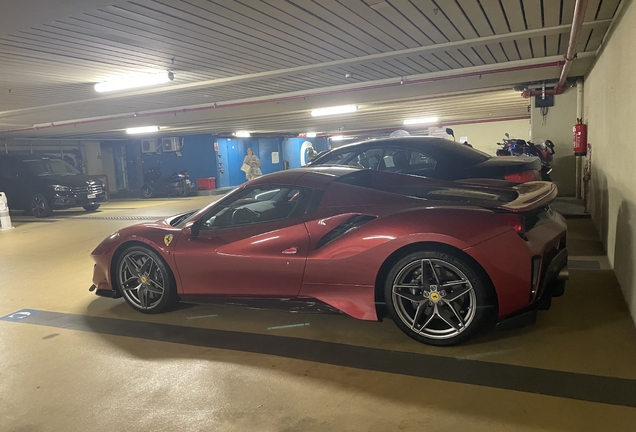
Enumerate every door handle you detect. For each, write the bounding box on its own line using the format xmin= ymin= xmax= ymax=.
xmin=282 ymin=247 xmax=298 ymax=255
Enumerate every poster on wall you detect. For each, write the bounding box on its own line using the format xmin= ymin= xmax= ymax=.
xmin=271 ymin=152 xmax=279 ymax=164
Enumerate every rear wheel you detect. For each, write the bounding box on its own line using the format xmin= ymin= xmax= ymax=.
xmin=174 ymin=180 xmax=188 ymax=197
xmin=384 ymin=250 xmax=493 ymax=346
xmin=140 ymin=185 xmax=154 ymax=198
xmin=83 ymin=204 xmax=100 ymax=212
xmin=28 ymin=193 xmax=52 ymax=218
xmin=115 ymin=245 xmax=179 ymax=314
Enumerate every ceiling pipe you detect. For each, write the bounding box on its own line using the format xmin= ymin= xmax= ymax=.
xmin=2 ymin=61 xmax=563 ymax=136
xmin=522 ymin=0 xmax=589 ymax=98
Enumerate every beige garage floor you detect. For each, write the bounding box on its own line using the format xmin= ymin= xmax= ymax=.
xmin=1 ymin=198 xmax=635 ymax=431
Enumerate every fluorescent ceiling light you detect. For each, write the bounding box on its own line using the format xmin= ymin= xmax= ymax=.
xmin=235 ymin=131 xmax=251 ymax=137
xmin=403 ymin=116 xmax=439 ymax=125
xmin=306 ymin=132 xmax=317 ymax=138
xmin=126 ymin=126 xmax=159 ymax=135
xmin=330 ymin=135 xmax=357 ymax=141
xmin=95 ymin=71 xmax=174 ymax=93
xmin=311 ymin=105 xmax=357 ymax=117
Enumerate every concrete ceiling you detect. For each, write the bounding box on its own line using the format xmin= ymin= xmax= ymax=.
xmin=0 ymin=0 xmax=621 ymax=140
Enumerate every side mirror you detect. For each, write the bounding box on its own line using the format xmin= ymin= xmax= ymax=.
xmin=184 ymin=221 xmax=200 ymax=238
xmin=445 ymin=128 xmax=455 ymax=141
xmin=505 ymin=133 xmax=510 ymax=139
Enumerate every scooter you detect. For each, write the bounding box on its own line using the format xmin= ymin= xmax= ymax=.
xmin=497 ymin=134 xmax=555 ymax=181
xmin=140 ymin=167 xmax=194 ymax=198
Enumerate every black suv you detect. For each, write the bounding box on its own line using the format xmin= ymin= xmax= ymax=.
xmin=0 ymin=154 xmax=107 ymax=217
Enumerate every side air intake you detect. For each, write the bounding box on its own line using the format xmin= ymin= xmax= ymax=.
xmin=315 ymin=215 xmax=376 ymax=249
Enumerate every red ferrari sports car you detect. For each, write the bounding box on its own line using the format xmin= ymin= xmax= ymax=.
xmin=90 ymin=167 xmax=568 ymax=346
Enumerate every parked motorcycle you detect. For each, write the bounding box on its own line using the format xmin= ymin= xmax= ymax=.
xmin=140 ymin=167 xmax=194 ymax=198
xmin=496 ymin=133 xmax=555 ymax=181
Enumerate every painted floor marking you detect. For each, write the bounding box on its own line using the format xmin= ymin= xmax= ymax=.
xmin=1 ymin=309 xmax=41 ymax=322
xmin=267 ymin=323 xmax=311 ymax=330
xmin=3 ymin=309 xmax=636 ymax=408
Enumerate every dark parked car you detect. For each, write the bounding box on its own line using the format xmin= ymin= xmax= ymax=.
xmin=309 ymin=136 xmax=543 ymax=183
xmin=90 ymin=167 xmax=567 ymax=346
xmin=0 ymin=154 xmax=107 ymax=217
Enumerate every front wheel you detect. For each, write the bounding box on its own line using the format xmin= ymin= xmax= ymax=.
xmin=384 ymin=250 xmax=494 ymax=346
xmin=28 ymin=193 xmax=52 ymax=218
xmin=83 ymin=204 xmax=100 ymax=212
xmin=115 ymin=245 xmax=179 ymax=314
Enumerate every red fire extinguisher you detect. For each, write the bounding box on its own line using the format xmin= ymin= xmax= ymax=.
xmin=573 ymin=118 xmax=587 ymax=155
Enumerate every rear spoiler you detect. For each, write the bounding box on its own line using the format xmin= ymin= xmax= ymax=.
xmin=498 ymin=181 xmax=558 ymax=212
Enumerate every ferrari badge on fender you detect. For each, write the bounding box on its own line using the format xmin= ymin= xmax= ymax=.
xmin=164 ymin=234 xmax=173 ymax=246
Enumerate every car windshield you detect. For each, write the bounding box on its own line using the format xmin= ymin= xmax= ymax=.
xmin=23 ymin=158 xmax=80 ymax=176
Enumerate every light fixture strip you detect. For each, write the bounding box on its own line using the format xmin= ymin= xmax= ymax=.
xmin=403 ymin=116 xmax=439 ymax=125
xmin=311 ymin=105 xmax=357 ymax=117
xmin=126 ymin=126 xmax=160 ymax=135
xmin=95 ymin=71 xmax=174 ymax=93
xmin=235 ymin=131 xmax=251 ymax=137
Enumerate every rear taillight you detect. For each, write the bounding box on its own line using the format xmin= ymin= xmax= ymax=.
xmin=505 ymin=214 xmax=527 ymax=239
xmin=504 ymin=170 xmax=540 ymax=182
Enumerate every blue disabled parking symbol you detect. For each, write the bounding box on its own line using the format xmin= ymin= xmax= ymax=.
xmin=1 ymin=309 xmax=40 ymax=322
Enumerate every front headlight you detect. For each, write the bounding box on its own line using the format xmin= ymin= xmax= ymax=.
xmin=51 ymin=185 xmax=70 ymax=192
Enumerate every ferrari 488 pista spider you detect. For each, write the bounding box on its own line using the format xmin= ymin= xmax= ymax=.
xmin=90 ymin=167 xmax=568 ymax=346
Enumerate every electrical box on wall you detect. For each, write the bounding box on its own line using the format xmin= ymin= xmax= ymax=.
xmin=161 ymin=137 xmax=181 ymax=152
xmin=141 ymin=139 xmax=158 ymax=154
xmin=535 ymin=94 xmax=554 ymax=108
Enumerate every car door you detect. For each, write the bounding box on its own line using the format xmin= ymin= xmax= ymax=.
xmin=173 ymin=185 xmax=313 ymax=296
xmin=0 ymin=157 xmax=27 ymax=208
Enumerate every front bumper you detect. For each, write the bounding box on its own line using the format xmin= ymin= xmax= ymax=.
xmin=89 ymin=283 xmax=121 ymax=298
xmin=52 ymin=191 xmax=108 ymax=209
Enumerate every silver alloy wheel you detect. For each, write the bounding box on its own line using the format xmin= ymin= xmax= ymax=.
xmin=30 ymin=195 xmax=48 ymax=217
xmin=391 ymin=258 xmax=477 ymax=340
xmin=118 ymin=250 xmax=165 ymax=310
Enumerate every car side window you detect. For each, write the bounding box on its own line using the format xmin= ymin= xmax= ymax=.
xmin=201 ymin=185 xmax=313 ymax=229
xmin=351 ymin=148 xmax=385 ymax=169
xmin=317 ymin=151 xmax=355 ymax=165
xmin=380 ymin=148 xmax=437 ymax=173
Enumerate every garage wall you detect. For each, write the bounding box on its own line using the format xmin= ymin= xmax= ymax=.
xmin=531 ymin=88 xmax=578 ymax=197
xmin=585 ymin=0 xmax=636 ymax=324
xmin=82 ymin=141 xmax=103 ymax=176
xmin=442 ymin=119 xmax=531 ymax=155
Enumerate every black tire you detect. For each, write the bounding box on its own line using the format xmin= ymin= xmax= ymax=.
xmin=174 ymin=180 xmax=188 ymax=197
xmin=28 ymin=193 xmax=52 ymax=218
xmin=83 ymin=204 xmax=100 ymax=212
xmin=115 ymin=245 xmax=179 ymax=314
xmin=140 ymin=185 xmax=154 ymax=199
xmin=384 ymin=250 xmax=494 ymax=346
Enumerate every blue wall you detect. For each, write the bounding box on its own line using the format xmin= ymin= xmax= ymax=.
xmin=140 ymin=135 xmax=329 ymax=189
xmin=141 ymin=134 xmax=217 ymax=188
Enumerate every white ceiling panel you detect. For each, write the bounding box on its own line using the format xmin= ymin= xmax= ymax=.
xmin=0 ymin=0 xmax=622 ymax=140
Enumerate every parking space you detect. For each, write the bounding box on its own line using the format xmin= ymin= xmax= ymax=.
xmin=1 ymin=200 xmax=636 ymax=431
